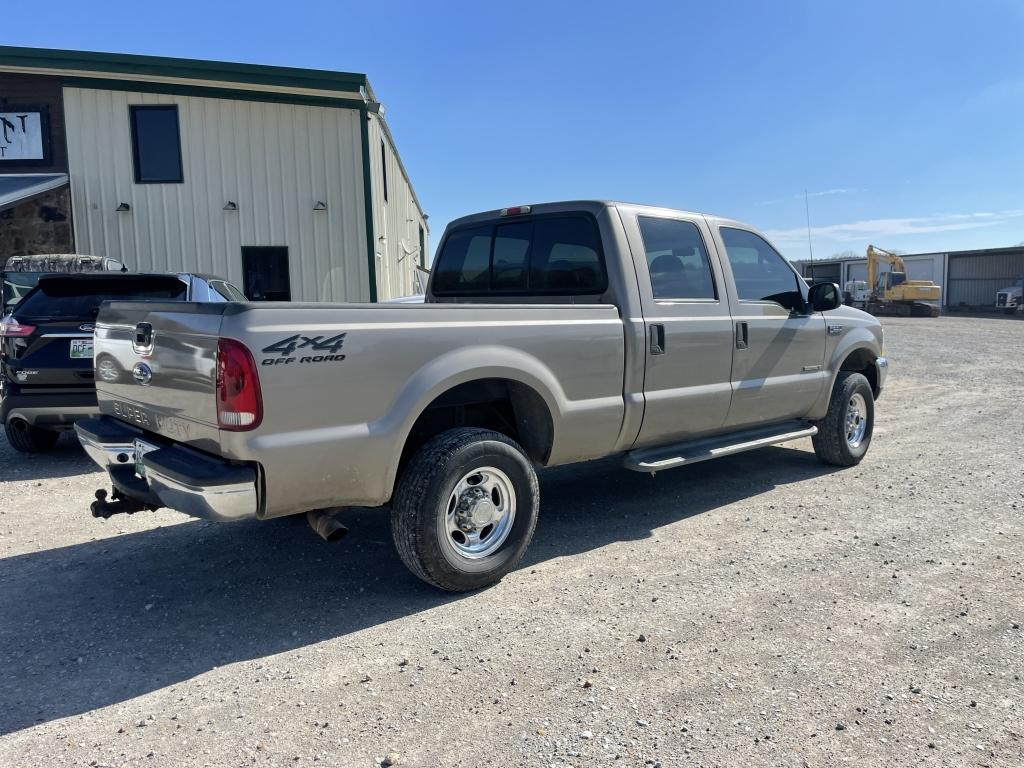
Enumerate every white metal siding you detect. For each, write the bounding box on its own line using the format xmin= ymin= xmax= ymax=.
xmin=842 ymin=254 xmax=944 ymax=290
xmin=367 ymin=113 xmax=428 ymax=299
xmin=62 ymin=87 xmax=370 ymax=302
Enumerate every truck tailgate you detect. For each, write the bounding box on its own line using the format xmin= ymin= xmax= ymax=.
xmin=93 ymin=302 xmax=228 ymax=453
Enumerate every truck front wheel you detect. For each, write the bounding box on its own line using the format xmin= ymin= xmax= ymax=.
xmin=390 ymin=427 xmax=540 ymax=592
xmin=812 ymin=371 xmax=874 ymax=466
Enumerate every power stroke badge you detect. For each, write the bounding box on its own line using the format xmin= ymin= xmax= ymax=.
xmin=261 ymin=333 xmax=347 ymax=366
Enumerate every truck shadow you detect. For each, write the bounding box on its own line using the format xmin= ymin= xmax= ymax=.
xmin=0 ymin=433 xmax=99 ymax=483
xmin=0 ymin=445 xmax=840 ymax=734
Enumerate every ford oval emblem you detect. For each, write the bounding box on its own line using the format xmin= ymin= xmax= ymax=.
xmin=132 ymin=362 xmax=153 ymax=386
xmin=79 ymin=323 xmax=95 ymax=332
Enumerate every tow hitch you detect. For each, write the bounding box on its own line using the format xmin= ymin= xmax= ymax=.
xmin=90 ymin=488 xmax=157 ymax=519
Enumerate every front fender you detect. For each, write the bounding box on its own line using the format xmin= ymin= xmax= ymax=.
xmin=806 ymin=321 xmax=883 ymax=420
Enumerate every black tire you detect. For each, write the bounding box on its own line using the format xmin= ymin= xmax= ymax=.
xmin=4 ymin=420 xmax=60 ymax=453
xmin=390 ymin=427 xmax=540 ymax=592
xmin=812 ymin=372 xmax=874 ymax=466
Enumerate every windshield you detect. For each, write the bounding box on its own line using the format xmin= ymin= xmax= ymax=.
xmin=14 ymin=276 xmax=188 ymax=319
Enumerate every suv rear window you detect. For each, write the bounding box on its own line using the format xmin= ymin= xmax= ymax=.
xmin=433 ymin=214 xmax=607 ymax=296
xmin=14 ymin=277 xmax=188 ymax=319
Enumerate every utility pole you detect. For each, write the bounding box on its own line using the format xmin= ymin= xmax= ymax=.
xmin=804 ymin=189 xmax=814 ymax=260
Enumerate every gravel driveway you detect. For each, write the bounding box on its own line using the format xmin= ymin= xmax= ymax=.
xmin=0 ymin=315 xmax=1021 ymax=767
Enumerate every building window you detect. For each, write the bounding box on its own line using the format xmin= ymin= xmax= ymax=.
xmin=129 ymin=105 xmax=183 ymax=184
xmin=241 ymin=246 xmax=291 ymax=301
xmin=380 ymin=139 xmax=388 ymax=203
xmin=418 ymin=224 xmax=426 ymax=268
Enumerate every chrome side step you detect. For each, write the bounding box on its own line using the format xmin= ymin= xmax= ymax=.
xmin=624 ymin=420 xmax=818 ymax=473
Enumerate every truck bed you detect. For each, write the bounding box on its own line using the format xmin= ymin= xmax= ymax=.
xmin=92 ymin=301 xmax=627 ymax=516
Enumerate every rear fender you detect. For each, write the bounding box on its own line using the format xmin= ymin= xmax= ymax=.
xmin=377 ymin=345 xmax=566 ymax=502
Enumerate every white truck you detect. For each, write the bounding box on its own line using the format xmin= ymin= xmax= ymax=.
xmin=995 ymin=278 xmax=1023 ymax=314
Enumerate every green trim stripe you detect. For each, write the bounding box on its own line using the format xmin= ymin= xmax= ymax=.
xmin=0 ymin=45 xmax=368 ymax=95
xmin=62 ymin=76 xmax=368 ymax=109
xmin=359 ymin=106 xmax=378 ymax=302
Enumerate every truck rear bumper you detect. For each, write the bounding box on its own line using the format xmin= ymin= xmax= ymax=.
xmin=75 ymin=416 xmax=259 ymax=522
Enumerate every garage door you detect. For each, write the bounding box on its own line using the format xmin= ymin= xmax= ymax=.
xmin=803 ymin=262 xmax=841 ymax=283
xmin=947 ymin=251 xmax=1024 ymax=308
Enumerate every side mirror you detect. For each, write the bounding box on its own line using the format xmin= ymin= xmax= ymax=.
xmin=808 ymin=281 xmax=841 ymax=312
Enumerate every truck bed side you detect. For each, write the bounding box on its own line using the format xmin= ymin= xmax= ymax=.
xmin=93 ymin=301 xmax=626 ymax=516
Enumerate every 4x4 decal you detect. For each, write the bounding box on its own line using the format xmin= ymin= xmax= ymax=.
xmin=260 ymin=333 xmax=347 ymax=366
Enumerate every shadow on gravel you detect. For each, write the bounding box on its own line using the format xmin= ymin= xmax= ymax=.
xmin=0 ymin=444 xmax=840 ymax=734
xmin=0 ymin=433 xmax=98 ymax=483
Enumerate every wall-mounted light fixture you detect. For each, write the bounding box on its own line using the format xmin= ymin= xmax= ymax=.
xmin=223 ymin=201 xmax=238 ymax=211
xmin=313 ymin=200 xmax=327 ymax=211
xmin=115 ymin=202 xmax=131 ymax=212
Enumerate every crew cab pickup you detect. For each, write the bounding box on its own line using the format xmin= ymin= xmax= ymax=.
xmin=76 ymin=202 xmax=887 ymax=591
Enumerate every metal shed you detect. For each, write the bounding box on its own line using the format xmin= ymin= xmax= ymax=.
xmin=0 ymin=46 xmax=429 ymax=301
xmin=946 ymin=247 xmax=1024 ymax=308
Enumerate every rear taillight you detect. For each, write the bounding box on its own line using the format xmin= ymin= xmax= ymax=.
xmin=216 ymin=338 xmax=263 ymax=431
xmin=0 ymin=316 xmax=36 ymax=337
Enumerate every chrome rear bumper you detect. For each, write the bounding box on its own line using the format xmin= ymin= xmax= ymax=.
xmin=75 ymin=417 xmax=259 ymax=522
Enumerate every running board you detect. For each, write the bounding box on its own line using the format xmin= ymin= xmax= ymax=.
xmin=624 ymin=421 xmax=818 ymax=473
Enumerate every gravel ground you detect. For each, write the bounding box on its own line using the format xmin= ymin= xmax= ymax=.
xmin=0 ymin=315 xmax=1021 ymax=768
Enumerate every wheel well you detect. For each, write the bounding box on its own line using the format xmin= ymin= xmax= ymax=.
xmin=399 ymin=379 xmax=554 ymax=474
xmin=840 ymin=348 xmax=878 ymax=396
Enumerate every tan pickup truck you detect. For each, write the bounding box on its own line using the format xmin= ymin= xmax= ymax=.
xmin=75 ymin=201 xmax=887 ymax=591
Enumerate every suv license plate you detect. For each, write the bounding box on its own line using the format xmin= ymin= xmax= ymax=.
xmin=134 ymin=439 xmax=158 ymax=478
xmin=70 ymin=339 xmax=94 ymax=359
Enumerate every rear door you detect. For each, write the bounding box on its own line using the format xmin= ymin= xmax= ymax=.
xmin=710 ymin=225 xmax=826 ymax=429
xmin=623 ymin=212 xmax=736 ymax=448
xmin=2 ymin=275 xmax=188 ymax=392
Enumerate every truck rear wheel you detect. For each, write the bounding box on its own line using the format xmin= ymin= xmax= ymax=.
xmin=390 ymin=427 xmax=540 ymax=592
xmin=4 ymin=420 xmax=60 ymax=453
xmin=812 ymin=372 xmax=874 ymax=466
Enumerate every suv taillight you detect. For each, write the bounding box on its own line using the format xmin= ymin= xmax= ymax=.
xmin=216 ymin=338 xmax=263 ymax=431
xmin=0 ymin=316 xmax=36 ymax=337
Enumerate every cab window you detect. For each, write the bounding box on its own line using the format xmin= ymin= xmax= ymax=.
xmin=720 ymin=227 xmax=801 ymax=309
xmin=432 ymin=214 xmax=607 ymax=297
xmin=638 ymin=217 xmax=717 ymax=300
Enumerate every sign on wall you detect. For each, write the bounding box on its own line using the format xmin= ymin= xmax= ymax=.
xmin=0 ymin=108 xmax=48 ymax=162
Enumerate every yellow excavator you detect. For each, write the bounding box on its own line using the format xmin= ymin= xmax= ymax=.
xmin=864 ymin=245 xmax=942 ymax=317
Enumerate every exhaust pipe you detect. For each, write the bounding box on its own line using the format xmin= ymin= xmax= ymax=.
xmin=307 ymin=509 xmax=349 ymax=542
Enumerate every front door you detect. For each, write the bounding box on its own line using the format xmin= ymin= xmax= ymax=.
xmin=712 ymin=226 xmax=826 ymax=429
xmin=628 ymin=213 xmax=736 ymax=449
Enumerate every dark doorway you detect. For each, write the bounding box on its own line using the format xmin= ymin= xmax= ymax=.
xmin=241 ymin=247 xmax=291 ymax=301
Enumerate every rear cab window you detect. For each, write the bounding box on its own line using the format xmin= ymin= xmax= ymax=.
xmin=432 ymin=214 xmax=607 ymax=298
xmin=14 ymin=277 xmax=188 ymax=319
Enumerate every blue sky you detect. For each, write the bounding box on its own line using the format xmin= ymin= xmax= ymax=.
xmin=5 ymin=0 xmax=1022 ymax=261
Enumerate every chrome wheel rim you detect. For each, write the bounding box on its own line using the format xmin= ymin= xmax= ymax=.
xmin=845 ymin=392 xmax=868 ymax=448
xmin=442 ymin=466 xmax=516 ymax=559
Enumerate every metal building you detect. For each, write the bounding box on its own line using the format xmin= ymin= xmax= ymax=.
xmin=0 ymin=46 xmax=428 ymax=301
xmin=794 ymin=246 xmax=1024 ymax=310
xmin=945 ymin=247 xmax=1024 ymax=308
